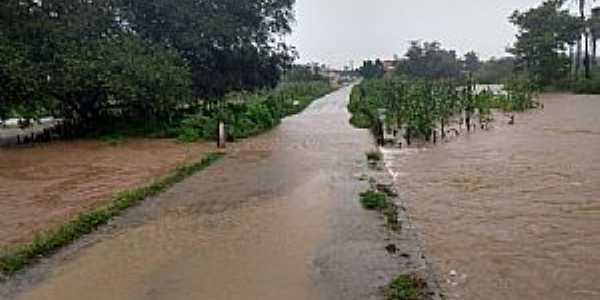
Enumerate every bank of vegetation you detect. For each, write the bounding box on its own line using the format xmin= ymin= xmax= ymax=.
xmin=175 ymin=79 xmax=333 ymax=142
xmin=352 ymin=38 xmax=539 ymax=145
xmin=0 ymin=153 xmax=223 ymax=279
xmin=349 ymin=76 xmax=536 ymax=145
xmin=0 ymin=1 xmax=333 ymax=143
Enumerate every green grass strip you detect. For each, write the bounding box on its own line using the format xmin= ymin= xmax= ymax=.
xmin=0 ymin=152 xmax=224 ymax=279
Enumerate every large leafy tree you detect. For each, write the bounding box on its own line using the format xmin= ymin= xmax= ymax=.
xmin=474 ymin=57 xmax=516 ymax=84
xmin=121 ymin=0 xmax=296 ymax=99
xmin=509 ymin=0 xmax=582 ymax=85
xmin=396 ymin=41 xmax=462 ymax=80
xmin=0 ymin=0 xmax=123 ymax=122
xmin=1 ymin=0 xmax=296 ymax=131
xmin=463 ymin=51 xmax=482 ymax=73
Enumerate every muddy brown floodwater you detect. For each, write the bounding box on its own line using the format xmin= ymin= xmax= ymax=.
xmin=2 ymin=85 xmax=431 ymax=300
xmin=385 ymin=93 xmax=600 ymax=300
xmin=0 ymin=139 xmax=213 ymax=247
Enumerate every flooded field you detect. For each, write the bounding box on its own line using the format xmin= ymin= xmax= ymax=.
xmin=385 ymin=93 xmax=600 ymax=299
xmin=0 ymin=139 xmax=213 ymax=247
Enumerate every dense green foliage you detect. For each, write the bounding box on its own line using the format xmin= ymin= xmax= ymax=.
xmin=0 ymin=153 xmax=223 ymax=278
xmin=474 ymin=57 xmax=516 ymax=84
xmin=349 ymin=77 xmax=536 ymax=143
xmin=121 ymin=0 xmax=295 ymax=99
xmin=509 ymin=0 xmax=600 ymax=92
xmin=0 ymin=0 xmax=296 ymax=132
xmin=175 ymin=81 xmax=333 ymax=142
xmin=510 ymin=0 xmax=581 ymax=86
xmin=359 ymin=190 xmax=389 ymax=210
xmin=396 ymin=41 xmax=462 ymax=80
xmin=360 ymin=60 xmax=386 ymax=79
xmin=283 ymin=64 xmax=329 ymax=82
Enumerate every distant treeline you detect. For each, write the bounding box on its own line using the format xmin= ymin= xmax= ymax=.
xmin=359 ymin=41 xmax=516 ymax=85
xmin=0 ymin=0 xmax=298 ymax=131
xmin=360 ymin=0 xmax=600 ymax=94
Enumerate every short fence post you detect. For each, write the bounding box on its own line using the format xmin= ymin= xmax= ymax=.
xmin=217 ymin=121 xmax=226 ymax=149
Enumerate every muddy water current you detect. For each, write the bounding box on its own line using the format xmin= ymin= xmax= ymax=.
xmin=0 ymin=140 xmax=213 ymax=247
xmin=3 ymin=86 xmax=417 ymax=300
xmin=385 ymin=94 xmax=600 ymax=299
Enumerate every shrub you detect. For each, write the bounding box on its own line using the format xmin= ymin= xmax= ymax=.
xmin=360 ymin=190 xmax=389 ymax=210
xmin=385 ymin=275 xmax=426 ymax=300
xmin=175 ymin=81 xmax=333 ymax=142
xmin=366 ymin=150 xmax=383 ymax=162
xmin=573 ymin=77 xmax=600 ymax=94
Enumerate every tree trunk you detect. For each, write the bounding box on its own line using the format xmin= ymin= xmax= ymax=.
xmin=441 ymin=119 xmax=446 ymax=139
xmin=585 ymin=31 xmax=591 ymax=78
xmin=593 ymin=38 xmax=597 ymax=66
xmin=581 ymin=0 xmax=591 ymax=78
xmin=576 ymin=39 xmax=582 ymax=79
xmin=569 ymin=44 xmax=574 ymax=80
xmin=466 ymin=114 xmax=471 ymax=132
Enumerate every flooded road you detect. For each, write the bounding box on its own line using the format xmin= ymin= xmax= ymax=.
xmin=3 ymin=86 xmax=425 ymax=300
xmin=385 ymin=94 xmax=600 ymax=299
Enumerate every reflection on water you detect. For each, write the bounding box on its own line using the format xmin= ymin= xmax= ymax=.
xmin=385 ymin=94 xmax=600 ymax=299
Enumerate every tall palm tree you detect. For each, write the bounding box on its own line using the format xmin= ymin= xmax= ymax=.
xmin=572 ymin=0 xmax=592 ymax=78
xmin=580 ymin=0 xmax=592 ymax=78
xmin=591 ymin=7 xmax=600 ymax=65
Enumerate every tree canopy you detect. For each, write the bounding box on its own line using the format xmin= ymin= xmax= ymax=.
xmin=396 ymin=41 xmax=462 ymax=80
xmin=0 ymin=0 xmax=297 ymax=128
xmin=509 ymin=0 xmax=582 ymax=85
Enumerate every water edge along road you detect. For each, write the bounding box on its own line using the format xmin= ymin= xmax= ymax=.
xmin=1 ymin=85 xmax=431 ymax=300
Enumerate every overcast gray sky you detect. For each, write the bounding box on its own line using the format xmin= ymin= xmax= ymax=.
xmin=288 ymin=0 xmax=551 ymax=68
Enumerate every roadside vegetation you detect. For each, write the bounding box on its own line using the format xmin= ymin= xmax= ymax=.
xmin=360 ymin=188 xmax=401 ymax=232
xmin=0 ymin=1 xmax=335 ymax=143
xmin=0 ymin=153 xmax=223 ymax=279
xmin=385 ymin=274 xmax=427 ymax=300
xmin=175 ymin=79 xmax=333 ymax=143
xmin=357 ymin=153 xmax=425 ymax=297
xmin=359 ymin=151 xmax=402 ymax=234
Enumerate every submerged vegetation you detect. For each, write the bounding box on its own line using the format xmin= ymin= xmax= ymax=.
xmin=360 ymin=190 xmax=389 ymax=210
xmin=349 ymin=76 xmax=537 ymax=144
xmin=366 ymin=150 xmax=383 ymax=162
xmin=385 ymin=274 xmax=426 ymax=300
xmin=0 ymin=153 xmax=223 ymax=278
xmin=359 ymin=187 xmax=401 ymax=232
